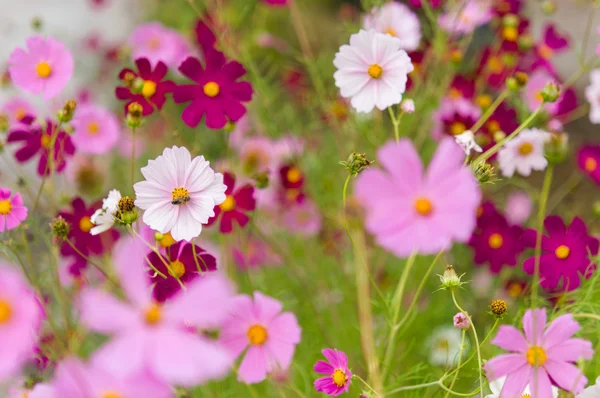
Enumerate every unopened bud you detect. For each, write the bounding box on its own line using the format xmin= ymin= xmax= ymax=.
xmin=490 ymin=299 xmax=508 ymax=317
xmin=438 ymin=265 xmax=465 ymax=290
xmin=119 ymin=208 xmax=138 ymax=225
xmin=131 ymin=77 xmax=145 ymax=94
xmin=122 ymin=71 xmax=136 ymax=88
xmin=541 ymin=0 xmax=556 ymax=15
xmin=51 ymin=216 xmax=70 ymax=240
xmin=592 ymin=201 xmax=600 ymax=217
xmin=493 ymin=130 xmax=506 ymax=142
xmin=401 ymin=99 xmax=415 ymax=114
xmin=506 ymin=72 xmax=528 ymax=91
xmin=450 ymin=49 xmax=463 ymax=64
xmin=540 ymin=81 xmax=561 ymax=103
xmin=224 ymin=120 xmax=236 ymax=133
xmin=253 ymin=172 xmax=270 ymax=189
xmin=502 ymin=14 xmax=519 ymax=28
xmin=453 ymin=312 xmax=470 ymax=329
xmin=545 ymin=131 xmax=568 ymax=165
xmin=57 ymin=100 xmax=77 ymax=123
xmin=473 ymin=161 xmax=499 ymax=184
xmin=126 ymin=102 xmax=144 ymax=128
xmin=31 ymin=17 xmax=43 ymax=32
xmin=518 ymin=34 xmax=534 ymax=51
xmin=339 ymin=152 xmax=373 ymax=176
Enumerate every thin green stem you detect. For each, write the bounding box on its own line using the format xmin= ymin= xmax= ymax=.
xmin=353 ymin=374 xmax=381 ymax=397
xmin=388 ymin=107 xmax=403 ymax=143
xmin=130 ymin=126 xmax=136 ymax=189
xmin=386 ymin=379 xmax=442 ymax=395
xmin=445 ymin=330 xmax=467 ymax=398
xmin=531 ymin=165 xmax=553 ymax=304
xmin=446 ymin=318 xmax=499 ymax=378
xmin=573 ymin=313 xmax=600 ymax=322
xmin=470 ymin=90 xmax=508 ymax=134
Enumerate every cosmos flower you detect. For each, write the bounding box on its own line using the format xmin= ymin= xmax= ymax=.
xmin=585 ymin=69 xmax=600 ymax=124
xmin=439 ymin=0 xmax=492 ymax=35
xmin=0 ymin=188 xmax=28 ymax=232
xmin=219 ymin=291 xmax=301 ymax=384
xmin=0 ymin=265 xmax=43 ymax=382
xmin=282 ymin=198 xmax=322 ymax=237
xmin=8 ymin=383 xmax=54 ymax=398
xmin=453 ymin=313 xmax=470 ymax=330
xmin=532 ymin=24 xmax=570 ymax=72
xmin=475 ymin=102 xmax=519 ymax=156
xmin=333 ymin=29 xmax=414 ymax=113
xmin=173 ymin=51 xmax=253 ymax=129
xmin=128 ymin=22 xmax=192 ymax=68
xmin=484 ymin=309 xmax=593 ymax=396
xmin=577 ymin=145 xmax=600 ymax=185
xmin=146 ymin=240 xmax=217 ymax=302
xmin=7 ymin=117 xmax=75 ymax=176
xmin=448 ymin=75 xmax=476 ymax=100
xmin=115 ymin=58 xmax=175 ymax=116
xmin=522 ymin=216 xmax=599 ymax=291
xmin=134 ymin=146 xmax=227 ymax=242
xmin=313 ymin=349 xmax=352 ymax=396
xmin=363 ymin=2 xmax=421 ymax=51
xmin=71 ymin=104 xmax=120 ymax=154
xmin=8 ymin=35 xmax=74 ymax=100
xmin=523 ymin=69 xmax=561 ymax=114
xmin=505 ymin=191 xmax=532 ymax=225
xmin=485 ymin=375 xmax=559 ymax=398
xmin=206 ymin=172 xmax=256 ymax=234
xmin=232 ymin=236 xmax=282 ymax=271
xmin=90 ymin=189 xmax=121 ymax=236
xmin=1 ymin=97 xmax=35 ymax=127
xmin=478 ymin=47 xmax=519 ymax=89
xmin=497 ymin=128 xmax=550 ymax=177
xmin=355 ymin=138 xmax=481 ymax=257
xmin=427 ymin=326 xmax=467 ymax=366
xmin=79 ymin=236 xmax=235 ymax=385
xmin=432 ymin=98 xmax=481 ymax=140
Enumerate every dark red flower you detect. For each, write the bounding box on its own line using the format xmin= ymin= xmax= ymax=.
xmin=530 ymin=24 xmax=570 ymax=72
xmin=493 ymin=0 xmax=522 ymax=17
xmin=478 ymin=47 xmax=520 ymax=89
xmin=147 ymin=241 xmax=216 ymax=302
xmin=115 ymin=58 xmax=175 ymax=116
xmin=448 ymin=75 xmax=476 ymax=100
xmin=207 ymin=172 xmax=256 ymax=233
xmin=7 ymin=116 xmax=75 ymax=176
xmin=262 ymin=0 xmax=289 ymax=6
xmin=406 ymin=50 xmax=425 ymax=91
xmin=475 ymin=102 xmax=519 ymax=156
xmin=578 ymin=145 xmax=600 ymax=185
xmin=503 ymin=278 xmax=528 ymax=299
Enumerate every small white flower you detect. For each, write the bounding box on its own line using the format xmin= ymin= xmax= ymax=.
xmin=485 ymin=375 xmax=559 ymax=398
xmin=498 ymin=128 xmax=551 ymax=177
xmin=401 ymin=99 xmax=415 ymax=114
xmin=334 ymin=29 xmax=414 ymax=113
xmin=90 ymin=189 xmax=121 ymax=236
xmin=585 ymin=69 xmax=600 ymax=124
xmin=577 ymin=376 xmax=600 ymax=398
xmin=363 ymin=2 xmax=421 ymax=51
xmin=427 ymin=326 xmax=468 ymax=366
xmin=455 ymin=130 xmax=482 ymax=155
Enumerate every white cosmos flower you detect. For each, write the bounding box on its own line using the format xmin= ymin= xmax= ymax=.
xmin=485 ymin=375 xmax=559 ymax=398
xmin=427 ymin=326 xmax=468 ymax=366
xmin=455 ymin=130 xmax=482 ymax=155
xmin=333 ymin=29 xmax=414 ymax=113
xmin=577 ymin=377 xmax=600 ymax=398
xmin=133 ymin=146 xmax=226 ymax=242
xmin=585 ymin=69 xmax=600 ymax=124
xmin=90 ymin=189 xmax=121 ymax=236
xmin=363 ymin=2 xmax=421 ymax=51
xmin=498 ymin=128 xmax=551 ymax=178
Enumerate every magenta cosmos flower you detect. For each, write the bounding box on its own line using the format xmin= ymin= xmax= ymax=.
xmin=314 ymin=348 xmax=352 ymax=396
xmin=7 ymin=117 xmax=75 ymax=176
xmin=484 ymin=309 xmax=593 ymax=396
xmin=146 ymin=240 xmax=217 ymax=302
xmin=80 ymin=236 xmax=235 ymax=386
xmin=134 ymin=146 xmax=227 ymax=242
xmin=115 ymin=58 xmax=175 ymax=116
xmin=71 ymin=104 xmax=120 ymax=154
xmin=173 ymin=51 xmax=253 ymax=129
xmin=8 ymin=36 xmax=73 ymax=100
xmin=219 ymin=292 xmax=301 ymax=384
xmin=207 ymin=172 xmax=256 ymax=234
xmin=355 ymin=138 xmax=481 ymax=257
xmin=522 ymin=216 xmax=599 ymax=291
xmin=577 ymin=145 xmax=600 ymax=185
xmin=0 ymin=188 xmax=28 ymax=232
xmin=0 ymin=265 xmax=43 ymax=381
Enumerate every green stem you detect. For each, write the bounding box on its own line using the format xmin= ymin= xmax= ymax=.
xmin=388 ymin=107 xmax=403 ymax=143
xmin=130 ymin=126 xmax=136 ymax=189
xmin=445 ymin=330 xmax=467 ymax=398
xmin=573 ymin=313 xmax=600 ymax=322
xmin=470 ymin=90 xmax=508 ymax=134
xmin=354 ymin=374 xmax=381 ymax=397
xmin=531 ymin=165 xmax=553 ymax=304
xmin=447 ymin=318 xmax=499 ymax=378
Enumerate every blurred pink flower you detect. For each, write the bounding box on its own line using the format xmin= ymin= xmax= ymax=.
xmin=0 ymin=188 xmax=28 ymax=232
xmin=233 ymin=236 xmax=282 ymax=270
xmin=118 ymin=131 xmax=146 ymax=159
xmin=432 ymin=97 xmax=481 ymax=140
xmin=219 ymin=292 xmax=301 ymax=384
xmin=523 ymin=69 xmax=560 ymax=114
xmin=8 ymin=36 xmax=73 ymax=100
xmin=256 ymin=33 xmax=289 ymax=53
xmin=129 ymin=23 xmax=191 ymax=69
xmin=505 ymin=191 xmax=532 ymax=225
xmin=363 ymin=2 xmax=421 ymax=51
xmin=262 ymin=0 xmax=289 ymax=5
xmin=439 ymin=0 xmax=491 ymax=35
xmin=355 ymin=138 xmax=481 ymax=257
xmin=71 ymin=104 xmax=120 ymax=154
xmin=283 ymin=198 xmax=322 ymax=237
xmin=79 ymin=236 xmax=235 ymax=386
xmin=229 ymin=115 xmax=249 ymax=149
xmin=1 ymin=97 xmax=35 ymax=127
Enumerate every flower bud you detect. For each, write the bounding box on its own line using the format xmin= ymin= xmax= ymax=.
xmin=453 ymin=312 xmax=470 ymax=329
xmin=51 ymin=216 xmax=70 ymax=240
xmin=339 ymin=152 xmax=373 ymax=176
xmin=545 ymin=131 xmax=568 ymax=165
xmin=490 ymin=299 xmax=508 ymax=317
xmin=541 ymin=0 xmax=556 ymax=15
xmin=438 ymin=265 xmax=465 ymax=290
xmin=540 ymin=81 xmax=561 ymax=103
xmin=517 ymin=34 xmax=534 ymax=52
xmin=473 ymin=161 xmax=499 ymax=184
xmin=57 ymin=100 xmax=77 ymax=123
xmin=401 ymin=99 xmax=415 ymax=114
xmin=224 ymin=120 xmax=236 ymax=133
xmin=253 ymin=172 xmax=270 ymax=189
xmin=506 ymin=72 xmax=528 ymax=91
xmin=119 ymin=208 xmax=138 ymax=225
xmin=126 ymin=102 xmax=144 ymax=128
xmin=502 ymin=14 xmax=519 ymax=28
xmin=449 ymin=49 xmax=463 ymax=64
xmin=592 ymin=201 xmax=600 ymax=217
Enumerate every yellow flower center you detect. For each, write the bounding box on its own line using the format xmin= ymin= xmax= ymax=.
xmin=203 ymin=81 xmax=220 ymax=98
xmin=15 ymin=108 xmax=26 ymax=121
xmin=220 ymin=195 xmax=236 ymax=212
xmin=22 ymin=392 xmax=29 ymax=398
xmin=585 ymin=157 xmax=597 ymax=172
xmin=36 ymin=62 xmax=52 ymax=78
xmin=102 ymin=392 xmax=122 ymax=398
xmin=385 ymin=27 xmax=397 ymax=37
xmin=555 ymin=245 xmax=570 ymax=259
xmin=487 ymin=56 xmax=503 ymax=74
xmin=0 ymin=199 xmax=12 ymax=215
xmin=0 ymin=299 xmax=13 ymax=324
xmin=159 ymin=232 xmax=176 ymax=248
xmin=40 ymin=134 xmax=51 ymax=148
xmin=332 ymin=368 xmax=348 ymax=387
xmin=476 ymin=94 xmax=492 ymax=109
xmin=449 ymin=88 xmax=462 ymax=99
xmin=286 ymin=167 xmax=302 ymax=183
xmin=487 ymin=120 xmax=501 ymax=133
xmin=488 ymin=233 xmax=504 ymax=249
xmin=142 ymin=80 xmax=157 ymax=98
xmin=502 ymin=26 xmax=518 ymax=41
xmin=525 ymin=346 xmax=547 ymax=367
xmin=368 ymin=64 xmax=383 ymax=79
xmin=535 ymin=91 xmax=544 ymax=102
xmin=507 ymin=282 xmax=523 ymax=297
xmin=79 ymin=216 xmax=94 ymax=233
xmin=88 ymin=122 xmax=100 ymax=135
xmin=171 ymin=187 xmax=190 ymax=205
xmin=169 ymin=260 xmax=185 ymax=279
xmin=247 ymin=324 xmax=268 ymax=345
xmin=148 ymin=37 xmax=161 ymax=50
xmin=450 ymin=121 xmax=466 ymax=136
xmin=144 ymin=303 xmax=162 ymax=325
xmin=518 ymin=142 xmax=533 ymax=156
xmin=414 ymin=197 xmax=433 ymax=216
xmin=538 ymin=44 xmax=553 ymax=60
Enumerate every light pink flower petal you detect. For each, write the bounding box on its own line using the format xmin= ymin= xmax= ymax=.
xmin=528 ymin=367 xmax=553 ymax=398
xmin=254 ymin=291 xmax=283 ymax=323
xmin=542 ymin=313 xmax=580 ymax=349
xmin=546 ymin=338 xmax=594 ymax=363
xmin=484 ymin=354 xmax=528 ymax=381
xmin=500 ymin=364 xmax=530 ymax=398
xmin=238 ymin=346 xmax=268 ymax=384
xmin=113 ymin=236 xmax=152 ymax=308
xmin=426 ymin=138 xmax=466 ymax=184
xmin=376 ymin=139 xmax=423 ymax=190
xmin=91 ymin=332 xmax=147 ymax=378
xmin=170 ymin=205 xmax=202 ymax=241
xmin=523 ymin=308 xmax=546 ymax=345
xmin=79 ymin=289 xmax=139 ymax=333
xmin=491 ymin=325 xmax=528 ymax=353
xmin=544 ymin=359 xmax=588 ymax=393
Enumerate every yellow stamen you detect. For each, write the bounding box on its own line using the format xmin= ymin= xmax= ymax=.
xmin=88 ymin=122 xmax=100 ymax=135
xmin=286 ymin=167 xmax=302 ymax=184
xmin=169 ymin=260 xmax=185 ymax=278
xmin=535 ymin=91 xmax=544 ymax=102
xmin=247 ymin=324 xmax=268 ymax=345
xmin=449 ymin=88 xmax=462 ymax=99
xmin=144 ymin=303 xmax=162 ymax=325
xmin=36 ymin=62 xmax=52 ymax=78
xmin=414 ymin=197 xmax=433 ymax=216
xmin=488 ymin=233 xmax=504 ymax=249
xmin=171 ymin=187 xmax=190 ymax=204
xmin=507 ymin=282 xmax=523 ymax=297
xmin=102 ymin=392 xmax=122 ymax=398
xmin=332 ymin=369 xmax=347 ymax=387
xmin=585 ymin=157 xmax=597 ymax=172
xmin=220 ymin=195 xmax=236 ymax=212
xmin=0 ymin=200 xmax=12 ymax=216
xmin=142 ymin=80 xmax=157 ymax=98
xmin=203 ymin=81 xmax=220 ymax=98
xmin=0 ymin=299 xmax=12 ymax=324
xmin=487 ymin=56 xmax=503 ymax=74
xmin=522 ymin=395 xmax=531 ymax=398
xmin=476 ymin=94 xmax=492 ymax=109
xmin=148 ymin=37 xmax=161 ymax=50
xmin=450 ymin=121 xmax=466 ymax=136
xmin=525 ymin=346 xmax=547 ymax=367
xmin=79 ymin=216 xmax=94 ymax=233
xmin=15 ymin=108 xmax=26 ymax=121
xmin=385 ymin=27 xmax=397 ymax=37
xmin=367 ymin=64 xmax=383 ymax=79
xmin=40 ymin=134 xmax=51 ymax=148
xmin=555 ymin=245 xmax=570 ymax=259
xmin=502 ymin=26 xmax=518 ymax=42
xmin=518 ymin=142 xmax=533 ymax=156
xmin=486 ymin=120 xmax=500 ymax=133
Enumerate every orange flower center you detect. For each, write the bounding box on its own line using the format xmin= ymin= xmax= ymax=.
xmin=449 ymin=88 xmax=462 ymax=99
xmin=102 ymin=392 xmax=122 ymax=398
xmin=286 ymin=167 xmax=302 ymax=183
xmin=40 ymin=134 xmax=51 ymax=148
xmin=585 ymin=157 xmax=597 ymax=172
xmin=88 ymin=122 xmax=100 ymax=135
xmin=332 ymin=368 xmax=348 ymax=387
xmin=15 ymin=108 xmax=27 ymax=121
xmin=502 ymin=26 xmax=518 ymax=42
xmin=487 ymin=120 xmax=500 ymax=133
xmin=487 ymin=56 xmax=503 ymax=74
xmin=79 ymin=216 xmax=94 ymax=233
xmin=414 ymin=197 xmax=433 ymax=216
xmin=507 ymin=282 xmax=523 ymax=297
xmin=158 ymin=232 xmax=176 ymax=248
xmin=385 ymin=27 xmax=397 ymax=37
xmin=476 ymin=94 xmax=492 ymax=109
xmin=518 ymin=142 xmax=533 ymax=156
xmin=203 ymin=81 xmax=220 ymax=97
xmin=171 ymin=187 xmax=190 ymax=205
xmin=488 ymin=233 xmax=504 ymax=249
xmin=368 ymin=64 xmax=383 ymax=79
xmin=169 ymin=260 xmax=185 ymax=279
xmin=525 ymin=346 xmax=547 ymax=367
xmin=0 ymin=299 xmax=13 ymax=324
xmin=450 ymin=121 xmax=466 ymax=136
xmin=142 ymin=80 xmax=157 ymax=97
xmin=36 ymin=61 xmax=52 ymax=78
xmin=0 ymin=199 xmax=12 ymax=215
xmin=247 ymin=324 xmax=268 ymax=345
xmin=555 ymin=245 xmax=570 ymax=259
xmin=220 ymin=195 xmax=236 ymax=212
xmin=538 ymin=44 xmax=553 ymax=60
xmin=144 ymin=303 xmax=162 ymax=325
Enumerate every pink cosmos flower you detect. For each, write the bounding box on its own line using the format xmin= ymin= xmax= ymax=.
xmin=79 ymin=236 xmax=235 ymax=386
xmin=1 ymin=97 xmax=35 ymax=127
xmin=233 ymin=236 xmax=282 ymax=270
xmin=439 ymin=0 xmax=492 ymax=35
xmin=0 ymin=265 xmax=43 ymax=382
xmin=484 ymin=309 xmax=593 ymax=396
xmin=8 ymin=36 xmax=74 ymax=100
xmin=355 ymin=138 xmax=481 ymax=257
xmin=505 ymin=191 xmax=532 ymax=225
xmin=453 ymin=312 xmax=470 ymax=329
xmin=8 ymin=383 xmax=54 ymax=398
xmin=219 ymin=292 xmax=301 ymax=384
xmin=524 ymin=69 xmax=560 ymax=114
xmin=314 ymin=349 xmax=352 ymax=396
xmin=432 ymin=97 xmax=481 ymax=140
xmin=129 ymin=23 xmax=191 ymax=68
xmin=71 ymin=104 xmax=120 ymax=154
xmin=363 ymin=2 xmax=421 ymax=51
xmin=134 ymin=146 xmax=227 ymax=242
xmin=0 ymin=188 xmax=28 ymax=232
xmin=282 ymin=198 xmax=322 ymax=237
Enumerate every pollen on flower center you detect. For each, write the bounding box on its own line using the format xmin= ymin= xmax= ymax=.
xmin=522 ymin=395 xmax=531 ymax=398
xmin=332 ymin=368 xmax=348 ymax=387
xmin=368 ymin=64 xmax=383 ymax=79
xmin=585 ymin=157 xmax=597 ymax=172
xmin=171 ymin=187 xmax=190 ymax=205
xmin=414 ymin=197 xmax=433 ymax=216
xmin=203 ymin=81 xmax=220 ymax=97
xmin=488 ymin=233 xmax=504 ymax=249
xmin=286 ymin=167 xmax=302 ymax=183
xmin=102 ymin=392 xmax=122 ymax=398
xmin=502 ymin=26 xmax=518 ymax=41
xmin=142 ymin=80 xmax=157 ymax=98
xmin=36 ymin=61 xmax=52 ymax=78
xmin=40 ymin=134 xmax=51 ymax=148
xmin=220 ymin=195 xmax=236 ymax=212
xmin=450 ymin=122 xmax=467 ymax=136
xmin=0 ymin=299 xmax=13 ymax=324
xmin=158 ymin=232 xmax=176 ymax=248
xmin=526 ymin=346 xmax=547 ymax=367
xmin=88 ymin=122 xmax=100 ymax=135
xmin=79 ymin=216 xmax=94 ymax=233
xmin=555 ymin=244 xmax=570 ymax=259
xmin=247 ymin=324 xmax=268 ymax=345
xmin=144 ymin=303 xmax=162 ymax=325
xmin=169 ymin=260 xmax=186 ymax=278
xmin=0 ymin=200 xmax=12 ymax=215
xmin=518 ymin=142 xmax=534 ymax=156
xmin=385 ymin=27 xmax=397 ymax=37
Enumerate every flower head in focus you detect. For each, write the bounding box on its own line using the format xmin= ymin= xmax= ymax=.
xmin=90 ymin=189 xmax=121 ymax=236
xmin=314 ymin=348 xmax=352 ymax=396
xmin=0 ymin=188 xmax=28 ymax=232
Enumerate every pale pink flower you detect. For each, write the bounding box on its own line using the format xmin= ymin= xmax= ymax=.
xmin=134 ymin=146 xmax=227 ymax=242
xmin=334 ymin=29 xmax=413 ymax=113
xmin=363 ymin=2 xmax=421 ymax=51
xmin=585 ymin=69 xmax=600 ymax=124
xmin=79 ymin=236 xmax=235 ymax=386
xmin=439 ymin=0 xmax=492 ymax=35
xmin=9 ymin=383 xmax=55 ymax=398
xmin=401 ymin=98 xmax=415 ymax=113
xmin=129 ymin=23 xmax=191 ymax=69
xmin=8 ymin=36 xmax=74 ymax=100
xmin=219 ymin=292 xmax=301 ymax=384
xmin=229 ymin=115 xmax=250 ymax=149
xmin=453 ymin=312 xmax=470 ymax=329
xmin=118 ymin=131 xmax=146 ymax=158
xmin=505 ymin=191 xmax=532 ymax=225
xmin=0 ymin=188 xmax=28 ymax=232
xmin=71 ymin=104 xmax=120 ymax=154
xmin=524 ymin=69 xmax=560 ymax=114
xmin=282 ymin=199 xmax=322 ymax=237
xmin=498 ymin=128 xmax=550 ymax=177
xmin=1 ymin=97 xmax=35 ymax=127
